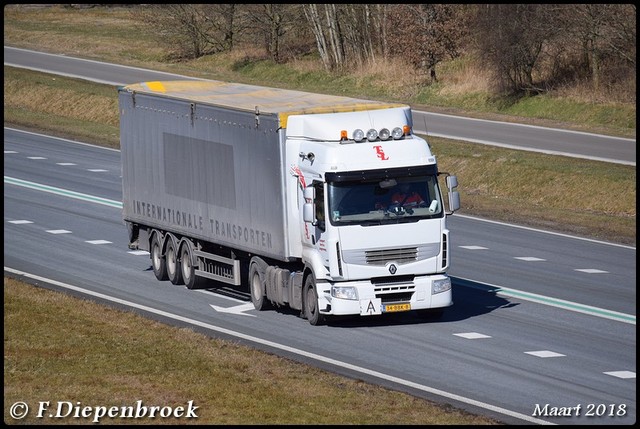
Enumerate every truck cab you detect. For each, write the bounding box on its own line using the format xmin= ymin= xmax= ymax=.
xmin=285 ymin=107 xmax=459 ymax=324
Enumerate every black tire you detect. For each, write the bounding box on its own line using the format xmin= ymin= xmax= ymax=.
xmin=249 ymin=260 xmax=269 ymax=311
xmin=150 ymin=233 xmax=168 ymax=281
xmin=303 ymin=275 xmax=325 ymax=326
xmin=166 ymin=238 xmax=183 ymax=285
xmin=180 ymin=243 xmax=204 ymax=290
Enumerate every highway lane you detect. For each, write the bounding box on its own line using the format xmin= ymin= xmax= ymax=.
xmin=4 ymin=129 xmax=636 ymax=425
xmin=5 ymin=127 xmax=635 ymax=316
xmin=4 ymin=45 xmax=636 ymax=166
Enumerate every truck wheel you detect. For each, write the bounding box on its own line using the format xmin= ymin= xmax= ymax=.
xmin=180 ymin=243 xmax=203 ymax=290
xmin=150 ymin=233 xmax=168 ymax=281
xmin=249 ymin=261 xmax=269 ymax=311
xmin=303 ymin=275 xmax=325 ymax=326
xmin=166 ymin=239 xmax=183 ymax=285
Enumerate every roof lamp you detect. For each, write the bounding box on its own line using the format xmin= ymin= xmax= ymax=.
xmin=353 ymin=129 xmax=365 ymax=142
xmin=391 ymin=127 xmax=404 ymax=140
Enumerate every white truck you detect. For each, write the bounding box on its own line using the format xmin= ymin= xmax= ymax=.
xmin=119 ymin=80 xmax=460 ymax=325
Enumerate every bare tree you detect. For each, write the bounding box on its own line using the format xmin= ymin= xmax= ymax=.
xmin=559 ymin=4 xmax=636 ymax=91
xmin=134 ymin=4 xmax=238 ymax=60
xmin=302 ymin=4 xmax=386 ymax=71
xmin=386 ymin=4 xmax=466 ymax=83
xmin=470 ymin=4 xmax=561 ymax=95
xmin=242 ymin=4 xmax=303 ymax=63
xmin=130 ymin=4 xmax=634 ymax=102
xmin=302 ymin=4 xmax=332 ymax=70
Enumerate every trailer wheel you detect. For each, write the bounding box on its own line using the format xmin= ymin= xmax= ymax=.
xmin=150 ymin=233 xmax=168 ymax=281
xmin=180 ymin=243 xmax=204 ymax=290
xmin=166 ymin=238 xmax=183 ymax=285
xmin=303 ymin=275 xmax=325 ymax=326
xmin=249 ymin=260 xmax=269 ymax=311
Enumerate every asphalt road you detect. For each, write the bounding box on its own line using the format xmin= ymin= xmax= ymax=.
xmin=4 ymin=45 xmax=636 ymax=166
xmin=4 ymin=128 xmax=636 ymax=425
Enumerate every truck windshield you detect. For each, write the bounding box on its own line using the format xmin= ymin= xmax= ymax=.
xmin=327 ymin=174 xmax=444 ymax=226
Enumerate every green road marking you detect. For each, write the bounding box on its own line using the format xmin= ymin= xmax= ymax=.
xmin=4 ymin=176 xmax=122 ymax=208
xmin=454 ymin=277 xmax=635 ymax=325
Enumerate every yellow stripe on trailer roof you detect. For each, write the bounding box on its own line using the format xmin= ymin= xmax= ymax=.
xmin=123 ymin=80 xmax=406 ymax=128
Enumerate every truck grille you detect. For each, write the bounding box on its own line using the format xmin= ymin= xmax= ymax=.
xmin=365 ymin=247 xmax=417 ymax=265
xmin=341 ymin=244 xmax=440 ymax=266
xmin=373 ymin=278 xmax=416 ymax=303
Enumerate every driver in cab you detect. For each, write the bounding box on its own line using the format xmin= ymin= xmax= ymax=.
xmin=391 ymin=183 xmax=425 ymax=208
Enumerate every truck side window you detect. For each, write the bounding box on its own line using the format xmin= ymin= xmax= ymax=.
xmin=314 ymin=181 xmax=325 ymax=231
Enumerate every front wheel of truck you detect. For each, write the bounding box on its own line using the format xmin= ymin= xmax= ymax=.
xmin=303 ymin=275 xmax=325 ymax=326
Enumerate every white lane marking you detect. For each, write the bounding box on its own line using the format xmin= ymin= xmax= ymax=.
xmin=514 ymin=257 xmax=546 ymax=262
xmin=459 ymin=245 xmax=488 ymax=250
xmin=27 ymin=156 xmax=47 ymax=160
xmin=8 ymin=220 xmax=33 ymax=224
xmin=88 ymin=169 xmax=108 ymax=172
xmin=56 ymin=162 xmax=77 ymax=166
xmin=525 ymin=351 xmax=566 ymax=358
xmin=210 ymin=303 xmax=256 ymax=317
xmin=128 ymin=250 xmax=150 ymax=256
xmin=85 ymin=240 xmax=112 ymax=245
xmin=46 ymin=229 xmax=72 ymax=234
xmin=574 ymin=268 xmax=609 ymax=274
xmin=603 ymin=371 xmax=635 ymax=379
xmin=454 ymin=332 xmax=492 ymax=339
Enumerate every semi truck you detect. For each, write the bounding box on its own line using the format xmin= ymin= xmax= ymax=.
xmin=119 ymin=79 xmax=460 ymax=325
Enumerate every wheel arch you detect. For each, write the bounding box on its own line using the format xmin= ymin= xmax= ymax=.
xmin=178 ymin=237 xmax=197 ymax=265
xmin=149 ymin=229 xmax=165 ymax=253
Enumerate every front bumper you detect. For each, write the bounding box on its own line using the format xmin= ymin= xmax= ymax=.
xmin=317 ymin=274 xmax=452 ymax=316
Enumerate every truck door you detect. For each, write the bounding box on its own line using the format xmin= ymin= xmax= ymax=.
xmin=301 ymin=180 xmax=330 ymax=266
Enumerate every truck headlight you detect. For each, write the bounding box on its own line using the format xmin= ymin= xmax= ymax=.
xmin=332 ymin=286 xmax=358 ymax=300
xmin=432 ymin=278 xmax=451 ymax=294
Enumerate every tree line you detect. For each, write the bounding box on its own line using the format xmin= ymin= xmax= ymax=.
xmin=133 ymin=4 xmax=635 ymax=97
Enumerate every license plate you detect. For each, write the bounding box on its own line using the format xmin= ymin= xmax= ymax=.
xmin=382 ymin=303 xmax=411 ymax=313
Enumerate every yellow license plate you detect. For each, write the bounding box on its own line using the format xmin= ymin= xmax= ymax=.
xmin=382 ymin=303 xmax=411 ymax=313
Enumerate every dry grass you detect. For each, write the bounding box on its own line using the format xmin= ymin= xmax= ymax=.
xmin=4 ymin=73 xmax=118 ymax=125
xmin=430 ymin=137 xmax=636 ymax=244
xmin=4 ymin=278 xmax=502 ymax=425
xmin=436 ymin=61 xmax=492 ymax=96
xmin=554 ymin=75 xmax=637 ymax=105
xmin=3 ymin=5 xmax=167 ymax=67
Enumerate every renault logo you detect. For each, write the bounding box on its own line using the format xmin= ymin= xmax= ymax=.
xmin=388 ymin=264 xmax=397 ymax=274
